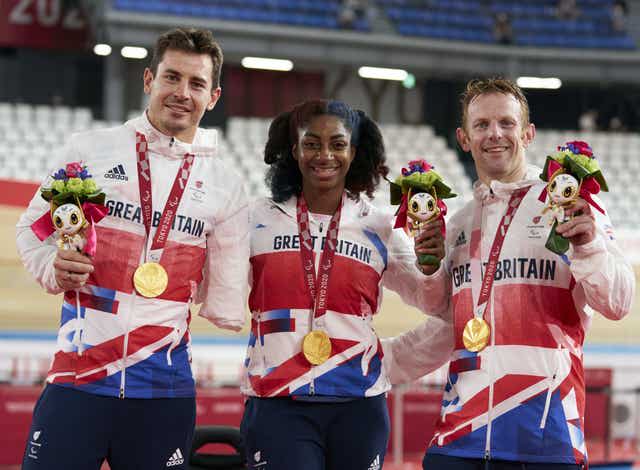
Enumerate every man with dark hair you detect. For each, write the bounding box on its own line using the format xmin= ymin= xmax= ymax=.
xmin=16 ymin=28 xmax=249 ymax=469
xmin=148 ymin=28 xmax=223 ymax=88
xmin=406 ymin=77 xmax=634 ymax=469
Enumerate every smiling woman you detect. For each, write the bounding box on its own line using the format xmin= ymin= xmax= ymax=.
xmin=294 ymin=114 xmax=355 ymax=214
xmin=239 ymin=99 xmax=453 ymax=470
xmin=264 ymin=100 xmax=387 ymax=211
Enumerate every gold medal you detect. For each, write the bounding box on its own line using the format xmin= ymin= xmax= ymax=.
xmin=462 ymin=318 xmax=491 ymax=352
xmin=302 ymin=330 xmax=332 ymax=365
xmin=133 ymin=262 xmax=168 ymax=298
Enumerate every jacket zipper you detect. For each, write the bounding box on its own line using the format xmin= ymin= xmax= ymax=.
xmin=256 ymin=312 xmax=267 ymax=371
xmin=484 ymin=201 xmax=496 ymax=459
xmin=539 ymin=374 xmax=556 ymax=429
xmin=120 ymin=250 xmax=144 ymax=398
xmin=484 ymin=293 xmax=495 ymax=460
xmin=166 ymin=327 xmax=181 ymax=366
xmin=119 ymin=308 xmax=133 ymax=399
xmin=119 ymin=291 xmax=138 ymax=399
xmin=540 ymin=346 xmax=561 ymax=429
xmin=309 ymin=220 xmax=324 ymax=396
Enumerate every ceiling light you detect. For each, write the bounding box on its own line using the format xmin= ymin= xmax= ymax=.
xmin=516 ymin=76 xmax=562 ymax=89
xmin=121 ymin=46 xmax=148 ymax=60
xmin=358 ymin=66 xmax=408 ymax=81
xmin=93 ymin=44 xmax=112 ymax=56
xmin=241 ymin=57 xmax=293 ymax=71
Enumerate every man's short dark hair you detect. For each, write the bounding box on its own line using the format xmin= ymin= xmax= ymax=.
xmin=149 ymin=28 xmax=223 ymax=88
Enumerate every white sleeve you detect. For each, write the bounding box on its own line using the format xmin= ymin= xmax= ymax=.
xmin=569 ymin=203 xmax=635 ymax=320
xmin=15 ymin=143 xmax=80 ymax=295
xmin=197 ymin=180 xmax=250 ymax=331
xmin=16 ymin=193 xmax=63 ymax=295
xmin=381 ymin=315 xmax=453 ymax=385
xmin=381 ymin=225 xmax=452 ymax=318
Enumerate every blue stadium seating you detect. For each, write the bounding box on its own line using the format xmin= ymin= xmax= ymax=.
xmin=113 ymin=0 xmax=368 ymax=31
xmin=379 ymin=0 xmax=635 ymax=49
xmin=112 ymin=0 xmax=633 ymax=49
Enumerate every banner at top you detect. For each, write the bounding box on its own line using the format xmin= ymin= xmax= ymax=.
xmin=0 ymin=0 xmax=90 ymax=50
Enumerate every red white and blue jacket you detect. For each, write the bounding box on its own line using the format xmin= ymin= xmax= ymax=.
xmin=400 ymin=166 xmax=634 ymax=465
xmin=241 ymin=195 xmax=447 ymax=398
xmin=16 ymin=113 xmax=250 ymax=399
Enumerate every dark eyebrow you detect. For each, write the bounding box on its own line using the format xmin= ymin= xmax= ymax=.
xmin=191 ymin=76 xmax=208 ymax=85
xmin=302 ymin=132 xmax=348 ymax=139
xmin=163 ymin=68 xmax=208 ymax=84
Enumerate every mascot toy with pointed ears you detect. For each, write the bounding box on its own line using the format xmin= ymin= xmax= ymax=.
xmin=390 ymin=159 xmax=456 ymax=267
xmin=31 ymin=161 xmax=107 ymax=256
xmin=539 ymin=141 xmax=608 ymax=255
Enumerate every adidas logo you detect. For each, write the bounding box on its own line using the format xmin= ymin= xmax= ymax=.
xmin=166 ymin=448 xmax=184 ymax=467
xmin=105 ymin=164 xmax=129 ymax=181
xmin=455 ymin=231 xmax=467 ymax=247
xmin=368 ymin=454 xmax=381 ymax=470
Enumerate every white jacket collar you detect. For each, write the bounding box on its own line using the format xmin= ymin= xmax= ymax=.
xmin=272 ymin=193 xmax=372 ymax=221
xmin=473 ymin=164 xmax=542 ymax=202
xmin=125 ymin=111 xmax=218 ymax=159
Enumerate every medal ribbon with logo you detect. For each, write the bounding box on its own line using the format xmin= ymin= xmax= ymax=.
xmin=465 ymin=186 xmax=531 ymax=352
xmin=296 ymin=193 xmax=345 ymax=366
xmin=133 ymin=132 xmax=195 ymax=298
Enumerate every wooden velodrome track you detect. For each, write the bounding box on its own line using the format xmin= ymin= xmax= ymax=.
xmin=1 ymin=204 xmax=639 ymax=343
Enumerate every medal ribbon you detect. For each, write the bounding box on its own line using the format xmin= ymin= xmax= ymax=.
xmin=135 ymin=132 xmax=195 ymax=262
xmin=296 ymin=193 xmax=345 ymax=319
xmin=469 ymin=186 xmax=531 ymax=320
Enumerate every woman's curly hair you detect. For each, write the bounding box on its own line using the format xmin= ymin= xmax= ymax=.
xmin=264 ymin=99 xmax=389 ymax=202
